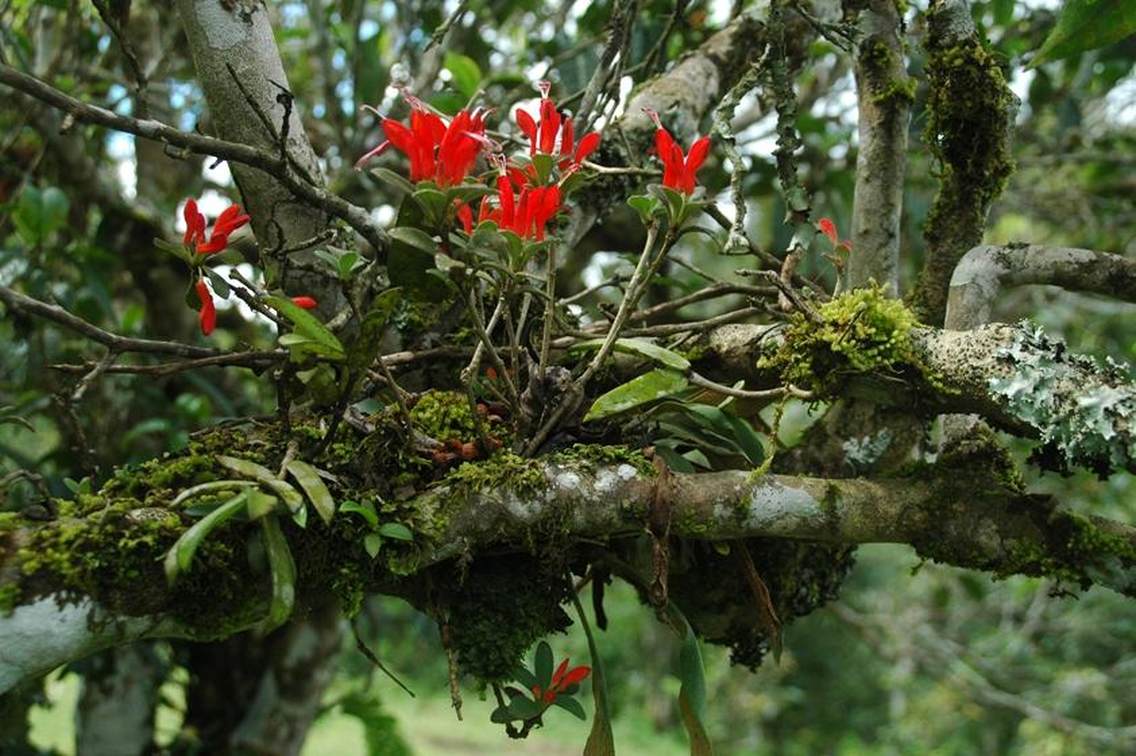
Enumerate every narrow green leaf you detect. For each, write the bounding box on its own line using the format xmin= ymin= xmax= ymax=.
xmin=341 ymin=499 xmax=379 ymax=528
xmin=572 ymin=337 xmax=691 ymax=370
xmin=286 ymin=459 xmax=337 ymax=526
xmin=265 ymin=296 xmax=346 ymax=360
xmin=171 ymin=479 xmax=255 ymax=508
xmin=245 ymin=490 xmax=279 ymax=521
xmin=512 ymin=666 xmax=540 ymax=690
xmin=364 ymin=532 xmax=383 ymax=559
xmin=369 ymin=166 xmax=414 ymax=195
xmin=164 ymin=491 xmax=249 ymax=584
xmin=553 ymin=695 xmax=587 ymax=720
xmin=584 ymin=369 xmax=690 ymax=422
xmin=377 ymin=522 xmax=413 ymax=541
xmin=259 ymin=514 xmax=297 ymax=633
xmin=389 ymin=226 xmax=439 ymax=254
xmin=668 ymin=605 xmax=714 ymax=756
xmin=534 ymin=640 xmax=554 ymax=689
xmin=574 ymin=593 xmax=615 ymax=756
xmin=216 ymin=455 xmax=306 ymax=516
xmin=1030 ymin=0 xmax=1136 ymax=67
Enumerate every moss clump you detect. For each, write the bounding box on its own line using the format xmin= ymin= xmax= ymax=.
xmin=431 ymin=555 xmax=572 ymax=683
xmin=0 ymin=581 xmax=19 ymax=615
xmin=549 ymin=443 xmax=654 ymax=476
xmin=409 ymin=390 xmax=478 ymax=443
xmin=760 ymin=285 xmax=932 ymax=395
xmin=444 ymin=451 xmax=546 ymax=497
xmin=861 ymin=40 xmax=915 ymax=107
xmin=667 ymin=539 xmax=855 ymax=669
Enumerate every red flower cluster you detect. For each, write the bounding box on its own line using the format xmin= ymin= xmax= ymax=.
xmin=644 ymin=109 xmax=711 ymax=195
xmin=515 ymin=81 xmax=601 ymax=172
xmin=817 ymin=217 xmax=852 ymax=251
xmin=179 ymin=198 xmax=316 ymax=336
xmin=531 ymin=658 xmax=590 ymax=705
xmin=355 ymin=92 xmax=490 ymax=186
xmin=478 ymin=170 xmax=562 ymax=241
xmin=183 ymin=199 xmax=250 ymax=255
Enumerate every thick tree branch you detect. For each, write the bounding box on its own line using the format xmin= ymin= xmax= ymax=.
xmin=2 ymin=454 xmax=1134 ymax=694
xmin=945 ymin=243 xmax=1136 ymax=330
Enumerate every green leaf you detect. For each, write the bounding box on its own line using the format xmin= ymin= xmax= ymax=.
xmin=627 ymin=194 xmax=661 ymax=223
xmin=265 ymin=296 xmax=346 ymax=361
xmin=571 ymin=337 xmax=690 ymax=370
xmin=553 ymin=695 xmax=587 ymax=720
xmin=680 ymin=404 xmax=765 ymax=467
xmin=584 ymin=369 xmax=690 ymax=422
xmin=388 ymin=226 xmax=439 ymax=254
xmin=205 ymin=268 xmax=231 ymax=299
xmin=531 ymin=153 xmax=554 ymax=184
xmin=654 ymin=443 xmax=696 ymax=472
xmin=259 ymin=514 xmax=297 ymax=633
xmin=444 ymin=52 xmax=482 ymax=98
xmin=245 ymin=490 xmax=279 ymax=521
xmin=164 ymin=491 xmax=248 ymax=584
xmin=387 ymin=198 xmax=449 ymax=301
xmin=13 ymin=185 xmax=69 ymax=243
xmin=575 ymin=594 xmax=615 ymax=756
xmin=668 ymin=605 xmax=714 ymax=756
xmin=1030 ymin=0 xmax=1136 ymax=67
xmin=286 ymin=459 xmax=336 ymax=526
xmin=512 ymin=665 xmax=540 ymax=690
xmin=507 ymin=696 xmax=541 ymax=721
xmin=534 ymin=640 xmax=554 ymax=689
xmin=377 ymin=522 xmax=413 ymax=541
xmin=216 ymin=455 xmax=306 ymax=518
xmin=992 ymin=0 xmax=1014 ymax=26
xmin=170 ymin=479 xmax=255 ymax=508
xmin=364 ymin=532 xmax=383 ymax=559
xmin=341 ymin=498 xmax=379 ymax=528
xmin=348 ymin=288 xmax=402 ymax=373
xmin=370 ymin=166 xmax=414 ymax=196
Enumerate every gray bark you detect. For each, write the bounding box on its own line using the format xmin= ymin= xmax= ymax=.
xmin=847 ymin=0 xmax=911 ymax=294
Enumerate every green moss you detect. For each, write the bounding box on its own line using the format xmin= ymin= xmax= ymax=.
xmin=760 ymin=284 xmax=938 ymax=396
xmin=430 ymin=555 xmax=573 ymax=683
xmin=861 ymin=40 xmax=915 ymax=107
xmin=444 ymin=451 xmax=546 ymax=497
xmin=549 ymin=443 xmax=654 ymax=476
xmin=409 ymin=390 xmax=478 ymax=442
xmin=0 ymin=581 xmax=19 ymax=615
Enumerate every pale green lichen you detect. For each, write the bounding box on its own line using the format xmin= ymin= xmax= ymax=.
xmin=989 ymin=323 xmax=1136 ymax=476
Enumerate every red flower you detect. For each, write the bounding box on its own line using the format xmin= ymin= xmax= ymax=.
xmin=290 ymin=296 xmax=318 ymax=310
xmin=531 ymin=657 xmax=591 ymax=705
xmin=515 ymin=81 xmax=601 ymax=173
xmin=478 ymin=168 xmax=562 ymax=241
xmin=195 ymin=279 xmax=216 ymax=336
xmin=644 ymin=109 xmax=711 ymax=195
xmin=818 ymin=217 xmax=838 ymax=245
xmin=455 ymin=199 xmax=474 ymax=234
xmin=355 ymin=93 xmax=490 ymax=186
xmin=183 ymin=199 xmax=250 ymax=256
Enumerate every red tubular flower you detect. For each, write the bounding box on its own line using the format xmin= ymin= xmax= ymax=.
xmin=818 ymin=217 xmax=838 ymax=245
xmin=355 ymin=93 xmax=488 ymax=186
xmin=455 ymin=200 xmax=473 ymax=234
xmin=195 ymin=279 xmax=216 ymax=336
xmin=290 ymin=296 xmax=318 ymax=310
xmin=644 ymin=109 xmax=711 ymax=195
xmin=531 ymin=657 xmax=591 ymax=705
xmin=478 ymin=168 xmax=562 ymax=241
xmin=182 ymin=199 xmax=251 ymax=256
xmin=514 ymin=82 xmax=601 ymax=174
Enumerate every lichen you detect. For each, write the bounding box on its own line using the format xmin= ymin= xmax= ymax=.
xmin=760 ymin=284 xmax=938 ymax=395
xmin=989 ymin=322 xmax=1136 ymax=476
xmin=861 ymin=40 xmax=915 ymax=107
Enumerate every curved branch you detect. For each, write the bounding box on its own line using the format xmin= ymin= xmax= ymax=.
xmin=3 ymin=456 xmax=1134 ymax=693
xmin=945 ymin=244 xmax=1136 ymax=330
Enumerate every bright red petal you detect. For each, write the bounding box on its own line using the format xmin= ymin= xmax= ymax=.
xmin=195 ymin=279 xmax=216 ymax=335
xmin=560 ymin=666 xmax=591 ymax=687
xmin=456 ymin=201 xmax=473 ymax=234
xmin=682 ymin=135 xmax=711 ymax=192
xmin=573 ymin=132 xmax=601 ymax=164
xmin=497 ymin=175 xmax=515 ymax=227
xmin=538 ymin=98 xmax=560 ymax=154
xmin=290 ymin=296 xmax=318 ymax=309
xmin=183 ymin=198 xmax=205 ymax=245
xmin=560 ymin=118 xmax=574 ymax=159
xmin=551 ymin=658 xmax=571 ymax=687
xmin=818 ymin=217 xmax=838 ymax=245
xmin=516 ymin=108 xmax=538 ymax=155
